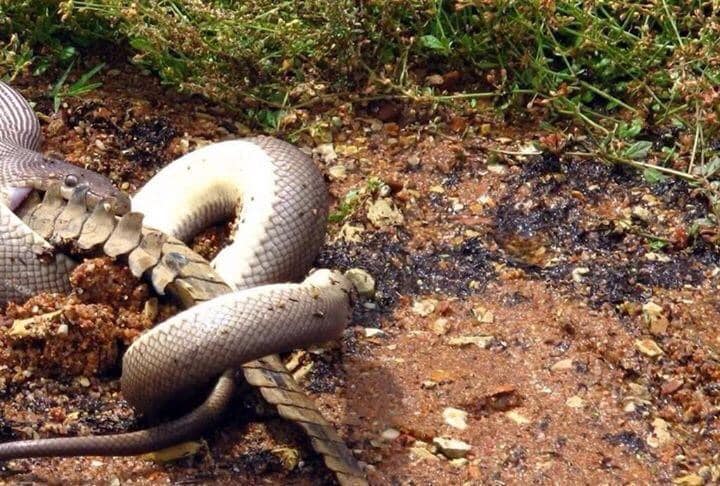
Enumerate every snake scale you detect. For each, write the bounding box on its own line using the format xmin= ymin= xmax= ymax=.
xmin=0 ymin=81 xmax=366 ymax=485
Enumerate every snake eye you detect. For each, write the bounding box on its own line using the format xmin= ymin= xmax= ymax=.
xmin=64 ymin=174 xmax=79 ymax=187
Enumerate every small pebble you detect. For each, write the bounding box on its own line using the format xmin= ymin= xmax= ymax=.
xmin=627 ymin=382 xmax=651 ymax=399
xmin=381 ymin=428 xmax=400 ymax=441
xmin=571 ymin=267 xmax=590 ymax=283
xmin=505 ymin=410 xmax=531 ymax=425
xmin=486 ymin=164 xmax=506 ymax=174
xmin=337 ymin=223 xmax=364 ymax=243
xmin=412 ymin=299 xmax=438 ymax=317
xmin=566 ymin=395 xmax=585 ymax=408
xmin=272 ymin=447 xmax=301 ymax=471
xmin=345 ymin=268 xmax=375 ymax=297
xmin=643 ymin=301 xmax=669 ymax=335
xmin=315 ymin=143 xmax=337 ymax=163
xmin=364 ymin=328 xmax=387 ymax=338
xmin=647 ymin=418 xmax=672 ymax=448
xmin=143 ymin=298 xmax=159 ymax=321
xmin=632 ymin=205 xmax=651 ymax=222
xmin=414 ymin=440 xmax=436 ymax=453
xmin=635 ymin=338 xmax=664 ymax=357
xmin=425 ymin=74 xmax=445 ymax=86
xmin=407 ymin=154 xmax=421 ymax=167
xmin=366 ymin=197 xmax=404 ymax=228
xmin=450 ymin=458 xmax=469 ymax=468
xmin=409 ymin=446 xmax=439 ymax=462
xmin=443 ymin=407 xmax=468 ymax=430
xmin=328 ymin=164 xmax=347 ymax=180
xmin=672 ymin=474 xmax=704 ymax=486
xmin=447 ymin=335 xmax=494 ymax=349
xmin=644 ymin=251 xmax=671 ymax=262
xmin=432 ymin=437 xmax=472 ymax=459
xmin=661 ymin=379 xmax=683 ymax=396
xmin=378 ymin=183 xmax=392 ymax=197
xmin=471 ymin=305 xmax=494 ymax=324
xmin=431 ymin=318 xmax=449 ymax=335
xmin=551 ymin=358 xmax=574 ymax=371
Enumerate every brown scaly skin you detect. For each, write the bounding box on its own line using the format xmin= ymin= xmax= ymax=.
xmin=1 ymin=184 xmax=367 ymax=486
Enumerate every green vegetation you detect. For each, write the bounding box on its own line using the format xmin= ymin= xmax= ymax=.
xmin=48 ymin=60 xmax=104 ymax=111
xmin=329 ymin=177 xmax=384 ymax=224
xmin=2 ymin=1 xmax=720 ymax=209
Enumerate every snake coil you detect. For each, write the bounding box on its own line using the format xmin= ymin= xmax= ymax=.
xmin=0 ymin=81 xmax=366 ymax=485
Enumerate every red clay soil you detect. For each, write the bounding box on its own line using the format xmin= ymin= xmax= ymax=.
xmin=1 ymin=63 xmax=719 ymax=485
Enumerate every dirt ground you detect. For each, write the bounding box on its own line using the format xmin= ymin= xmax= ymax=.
xmin=1 ymin=63 xmax=719 ymax=485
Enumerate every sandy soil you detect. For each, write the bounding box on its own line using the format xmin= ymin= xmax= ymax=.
xmin=1 ymin=63 xmax=719 ymax=485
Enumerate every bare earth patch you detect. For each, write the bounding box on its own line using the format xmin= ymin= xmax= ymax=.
xmin=1 ymin=65 xmax=719 ymax=485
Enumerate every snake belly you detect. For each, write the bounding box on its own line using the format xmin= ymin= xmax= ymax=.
xmin=0 ymin=81 xmax=366 ymax=484
xmin=7 ymin=180 xmax=364 ymax=483
xmin=125 ymin=136 xmax=345 ymax=414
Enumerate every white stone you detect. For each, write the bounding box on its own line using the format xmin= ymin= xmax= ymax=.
xmin=442 ymin=407 xmax=468 ymax=430
xmin=432 ymin=437 xmax=471 ymax=459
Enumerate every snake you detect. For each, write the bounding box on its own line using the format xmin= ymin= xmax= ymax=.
xmin=0 ymin=81 xmax=366 ymax=485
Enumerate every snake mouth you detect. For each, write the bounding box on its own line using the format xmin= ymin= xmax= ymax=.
xmin=7 ymin=183 xmax=131 ymax=219
xmin=6 ymin=187 xmax=33 ymax=211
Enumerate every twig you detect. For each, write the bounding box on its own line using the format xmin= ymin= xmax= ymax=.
xmin=244 ymin=90 xmax=499 ymax=111
xmin=565 ymin=151 xmax=699 ymax=182
xmin=579 ymin=80 xmax=638 ymax=113
xmin=485 ymin=147 xmax=541 ymax=156
xmin=688 ymin=103 xmax=701 ymax=174
xmin=557 ymin=107 xmax=609 ymax=135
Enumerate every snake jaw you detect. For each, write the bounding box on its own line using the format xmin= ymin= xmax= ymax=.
xmin=41 ymin=179 xmax=130 ymax=218
xmin=14 ymin=152 xmax=132 ymax=216
xmin=5 ymin=187 xmax=32 ymax=210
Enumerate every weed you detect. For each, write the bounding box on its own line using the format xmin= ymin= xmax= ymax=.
xmin=328 ymin=189 xmax=362 ymax=224
xmin=49 ymin=61 xmax=104 ymax=111
xmin=328 ymin=177 xmax=384 ymax=225
xmin=2 ymin=3 xmax=717 ymax=136
xmin=2 ymin=1 xmax=720 ymax=207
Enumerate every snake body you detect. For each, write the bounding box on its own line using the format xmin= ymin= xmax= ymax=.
xmin=0 ymin=82 xmax=365 ymax=484
xmin=0 ymin=82 xmax=130 ymax=304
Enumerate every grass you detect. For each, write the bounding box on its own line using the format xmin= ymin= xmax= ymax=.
xmin=1 ymin=1 xmax=720 ymax=213
xmin=48 ymin=60 xmax=104 ymax=111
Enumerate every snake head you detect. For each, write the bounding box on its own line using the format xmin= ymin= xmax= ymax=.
xmin=43 ymin=157 xmax=131 ymax=215
xmin=306 ymin=269 xmax=358 ymax=308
